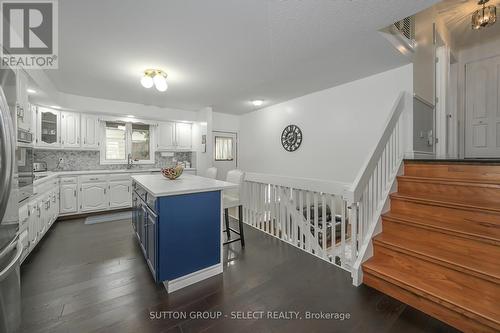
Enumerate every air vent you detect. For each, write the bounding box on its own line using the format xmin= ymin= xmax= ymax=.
xmin=394 ymin=16 xmax=415 ymax=42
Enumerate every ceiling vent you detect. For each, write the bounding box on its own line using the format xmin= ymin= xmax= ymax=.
xmin=394 ymin=16 xmax=415 ymax=42
xmin=379 ymin=15 xmax=416 ymax=58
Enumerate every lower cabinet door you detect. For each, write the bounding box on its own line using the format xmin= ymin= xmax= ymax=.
xmin=80 ymin=182 xmax=108 ymax=212
xmin=146 ymin=211 xmax=157 ymax=279
xmin=60 ymin=184 xmax=78 ymax=214
xmin=109 ymin=181 xmax=131 ymax=208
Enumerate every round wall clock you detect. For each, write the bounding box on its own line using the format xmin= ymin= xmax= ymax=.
xmin=281 ymin=124 xmax=303 ymax=152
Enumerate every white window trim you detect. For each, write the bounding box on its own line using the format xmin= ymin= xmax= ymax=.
xmin=100 ymin=122 xmax=156 ymax=165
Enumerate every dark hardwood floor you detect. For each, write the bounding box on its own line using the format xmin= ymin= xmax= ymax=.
xmin=20 ymin=217 xmax=461 ymax=333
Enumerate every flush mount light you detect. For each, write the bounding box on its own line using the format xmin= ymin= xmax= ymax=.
xmin=141 ymin=69 xmax=168 ymax=92
xmin=252 ymin=100 xmax=264 ymax=107
xmin=50 ymin=105 xmax=61 ymax=109
xmin=27 ymin=88 xmax=37 ymax=94
xmin=472 ymin=0 xmax=497 ymax=30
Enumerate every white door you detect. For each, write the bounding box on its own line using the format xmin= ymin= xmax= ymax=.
xmin=157 ymin=122 xmax=176 ymax=150
xmin=61 ymin=112 xmax=80 ymax=148
xmin=213 ymin=131 xmax=237 ymax=180
xmin=37 ymin=108 xmax=61 ymax=147
xmin=465 ymin=55 xmax=500 ymax=158
xmin=109 ymin=181 xmax=131 ymax=208
xmin=80 ymin=183 xmax=108 ymax=212
xmin=175 ymin=122 xmax=192 ymax=149
xmin=81 ymin=114 xmax=100 ymax=149
xmin=60 ymin=183 xmax=78 ymax=214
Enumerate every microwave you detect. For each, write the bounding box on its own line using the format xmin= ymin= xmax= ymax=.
xmin=18 ymin=128 xmax=33 ymax=144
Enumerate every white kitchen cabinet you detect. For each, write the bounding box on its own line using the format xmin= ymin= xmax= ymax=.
xmin=157 ymin=121 xmax=192 ymax=150
xmin=61 ymin=112 xmax=80 ymax=148
xmin=157 ymin=121 xmax=176 ymax=150
xmin=109 ymin=180 xmax=131 ymax=208
xmin=16 ymin=70 xmax=33 ymax=133
xmin=81 ymin=113 xmax=100 ymax=150
xmin=60 ymin=182 xmax=78 ymax=214
xmin=27 ymin=201 xmax=39 ymax=252
xmin=175 ymin=122 xmax=192 ymax=149
xmin=36 ymin=107 xmax=61 ymax=147
xmin=80 ymin=182 xmax=108 ymax=212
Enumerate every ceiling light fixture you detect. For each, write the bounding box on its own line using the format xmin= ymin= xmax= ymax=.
xmin=50 ymin=105 xmax=61 ymax=109
xmin=141 ymin=69 xmax=168 ymax=92
xmin=472 ymin=0 xmax=496 ymax=30
xmin=27 ymin=88 xmax=37 ymax=94
xmin=252 ymin=100 xmax=264 ymax=107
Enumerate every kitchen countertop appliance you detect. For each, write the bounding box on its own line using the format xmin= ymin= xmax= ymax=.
xmin=0 ymin=67 xmax=22 ymax=332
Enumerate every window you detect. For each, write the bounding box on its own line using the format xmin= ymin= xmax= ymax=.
xmin=101 ymin=121 xmax=154 ymax=164
xmin=215 ymin=136 xmax=233 ymax=161
xmin=104 ymin=122 xmax=126 ymax=161
xmin=131 ymin=124 xmax=151 ymax=161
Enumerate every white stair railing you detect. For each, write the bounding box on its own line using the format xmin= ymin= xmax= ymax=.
xmin=242 ymin=174 xmax=352 ymax=271
xmin=241 ymin=91 xmax=410 ymax=284
xmin=343 ymin=91 xmax=409 ymax=285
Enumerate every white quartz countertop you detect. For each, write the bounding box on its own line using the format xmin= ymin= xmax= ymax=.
xmin=131 ymin=174 xmax=238 ymax=197
xmin=33 ymin=168 xmax=196 ymax=186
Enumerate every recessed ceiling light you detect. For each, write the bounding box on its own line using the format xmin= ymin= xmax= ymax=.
xmin=252 ymin=100 xmax=264 ymax=107
xmin=27 ymin=88 xmax=37 ymax=94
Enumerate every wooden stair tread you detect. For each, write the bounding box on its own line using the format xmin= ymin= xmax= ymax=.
xmin=390 ymin=192 xmax=500 ymax=213
xmin=382 ymin=211 xmax=500 ymax=245
xmin=363 ymin=248 xmax=500 ymax=329
xmin=404 ymin=162 xmax=500 ymax=183
xmin=374 ymin=223 xmax=500 ymax=283
xmin=398 ymin=175 xmax=500 ymax=186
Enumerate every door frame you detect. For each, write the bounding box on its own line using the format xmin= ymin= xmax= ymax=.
xmin=212 ymin=130 xmax=238 ymax=180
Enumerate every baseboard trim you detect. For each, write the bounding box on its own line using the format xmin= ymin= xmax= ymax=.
xmin=163 ymin=263 xmax=223 ymax=294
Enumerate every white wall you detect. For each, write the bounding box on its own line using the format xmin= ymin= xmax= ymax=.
xmin=239 ymin=64 xmax=413 ymax=184
xmin=213 ymin=112 xmax=239 ymax=132
xmin=456 ymin=38 xmax=500 ymax=157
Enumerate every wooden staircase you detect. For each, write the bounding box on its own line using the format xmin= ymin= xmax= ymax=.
xmin=362 ymin=161 xmax=500 ymax=333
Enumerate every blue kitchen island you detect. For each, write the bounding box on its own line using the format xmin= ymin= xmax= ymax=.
xmin=131 ymin=174 xmax=237 ymax=293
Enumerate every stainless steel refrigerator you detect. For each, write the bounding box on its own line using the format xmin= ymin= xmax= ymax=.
xmin=0 ymin=67 xmax=21 ymax=333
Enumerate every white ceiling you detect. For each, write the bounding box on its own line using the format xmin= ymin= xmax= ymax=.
xmin=44 ymin=0 xmax=437 ymax=114
xmin=435 ymin=0 xmax=500 ymax=50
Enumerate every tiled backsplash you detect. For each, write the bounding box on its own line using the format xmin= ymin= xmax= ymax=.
xmin=34 ymin=150 xmax=193 ymax=171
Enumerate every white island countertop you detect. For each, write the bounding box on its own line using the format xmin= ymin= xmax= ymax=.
xmin=131 ymin=174 xmax=238 ymax=197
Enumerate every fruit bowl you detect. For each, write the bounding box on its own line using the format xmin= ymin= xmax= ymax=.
xmin=161 ymin=165 xmax=184 ymax=180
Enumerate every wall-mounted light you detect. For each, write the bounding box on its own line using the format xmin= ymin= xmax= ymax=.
xmin=27 ymin=88 xmax=37 ymax=94
xmin=141 ymin=69 xmax=168 ymax=92
xmin=472 ymin=0 xmax=497 ymax=30
xmin=252 ymin=100 xmax=264 ymax=107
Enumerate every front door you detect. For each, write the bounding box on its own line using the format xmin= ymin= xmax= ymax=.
xmin=465 ymin=55 xmax=500 ymax=158
xmin=213 ymin=131 xmax=237 ymax=180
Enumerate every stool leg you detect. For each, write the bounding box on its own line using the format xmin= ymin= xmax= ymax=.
xmin=224 ymin=208 xmax=231 ymax=239
xmin=238 ymin=205 xmax=245 ymax=247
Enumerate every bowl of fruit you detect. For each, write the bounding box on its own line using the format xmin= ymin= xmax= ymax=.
xmin=161 ymin=165 xmax=184 ymax=180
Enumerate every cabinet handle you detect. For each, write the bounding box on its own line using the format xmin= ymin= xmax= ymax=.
xmin=128 ymin=186 xmax=130 ymax=193
xmin=74 ymin=190 xmax=77 ymax=196
xmin=104 ymin=189 xmax=107 ymax=194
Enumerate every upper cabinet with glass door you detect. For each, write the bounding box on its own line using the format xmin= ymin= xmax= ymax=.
xmin=36 ymin=107 xmax=61 ymax=147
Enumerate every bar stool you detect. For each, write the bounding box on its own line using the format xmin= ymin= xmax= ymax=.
xmin=223 ymin=169 xmax=245 ymax=247
xmin=205 ymin=167 xmax=218 ymax=179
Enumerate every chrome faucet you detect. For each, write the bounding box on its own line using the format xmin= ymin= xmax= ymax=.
xmin=127 ymin=154 xmax=138 ymax=169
